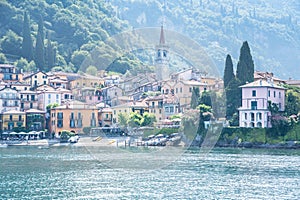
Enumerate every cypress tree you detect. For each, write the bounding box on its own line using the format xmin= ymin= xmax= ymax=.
xmin=21 ymin=12 xmax=33 ymax=61
xmin=236 ymin=41 xmax=254 ymax=85
xmin=191 ymin=87 xmax=200 ymax=109
xmin=200 ymin=91 xmax=212 ymax=107
xmin=225 ymin=77 xmax=241 ymax=121
xmin=35 ymin=15 xmax=45 ymax=71
xmin=46 ymin=32 xmax=55 ymax=70
xmin=223 ymin=54 xmax=235 ymax=88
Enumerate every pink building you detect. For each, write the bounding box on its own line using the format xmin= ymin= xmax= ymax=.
xmin=239 ymin=79 xmax=285 ymax=128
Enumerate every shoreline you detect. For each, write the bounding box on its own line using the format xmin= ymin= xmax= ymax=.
xmin=1 ymin=136 xmax=300 ymax=150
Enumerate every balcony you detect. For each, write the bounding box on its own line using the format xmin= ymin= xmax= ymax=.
xmin=4 ymin=119 xmax=24 ymax=123
xmin=2 ymin=104 xmax=19 ymax=107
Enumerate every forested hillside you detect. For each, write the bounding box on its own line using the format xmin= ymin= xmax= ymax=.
xmin=0 ymin=0 xmax=130 ymax=73
xmin=110 ymin=0 xmax=300 ymax=79
xmin=1 ymin=0 xmax=300 ymax=79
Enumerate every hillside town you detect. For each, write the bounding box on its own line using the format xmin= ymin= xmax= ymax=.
xmin=0 ymin=26 xmax=299 ymax=139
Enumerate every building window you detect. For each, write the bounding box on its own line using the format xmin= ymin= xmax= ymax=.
xmin=279 ymin=92 xmax=281 ymax=98
xmin=158 ymin=101 xmax=163 ymax=108
xmin=257 ymin=122 xmax=262 ymax=127
xmin=152 ymin=102 xmax=155 ymax=108
xmin=48 ymin=94 xmax=51 ymax=99
xmin=189 ymin=87 xmax=192 ymax=92
xmin=250 ymin=113 xmax=255 ymax=121
xmin=251 ymin=101 xmax=257 ymax=110
xmin=257 ymin=112 xmax=262 ymax=120
xmin=57 ymin=112 xmax=63 ymax=119
xmin=165 ymin=106 xmax=169 ymax=112
xmin=163 ymin=50 xmax=167 ymax=57
xmin=70 ymin=119 xmax=75 ymax=128
xmin=180 ymin=88 xmax=182 ymax=93
xmin=279 ymin=103 xmax=282 ymax=110
xmin=268 ymin=90 xmax=270 ymax=97
xmin=170 ymin=106 xmax=174 ymax=113
xmin=274 ymin=91 xmax=276 ymax=97
xmin=30 ymin=103 xmax=33 ymax=109
xmin=252 ymin=90 xmax=256 ymax=97
xmin=10 ymin=115 xmax=12 ymax=121
xmin=176 ymin=88 xmax=178 ymax=93
xmin=244 ymin=113 xmax=247 ymax=120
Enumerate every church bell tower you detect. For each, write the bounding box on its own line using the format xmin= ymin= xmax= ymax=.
xmin=155 ymin=25 xmax=169 ymax=81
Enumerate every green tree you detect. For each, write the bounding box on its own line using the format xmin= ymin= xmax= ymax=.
xmin=128 ymin=112 xmax=143 ymax=127
xmin=86 ymin=65 xmax=98 ymax=75
xmin=35 ymin=15 xmax=45 ymax=71
xmin=21 ymin=11 xmax=33 ymax=61
xmin=285 ymin=90 xmax=300 ymax=116
xmin=200 ymin=91 xmax=212 ymax=107
xmin=0 ymin=30 xmax=22 ymax=55
xmin=14 ymin=57 xmax=28 ymax=70
xmin=236 ymin=41 xmax=254 ymax=85
xmin=24 ymin=60 xmax=37 ymax=72
xmin=225 ymin=77 xmax=241 ymax=122
xmin=46 ymin=33 xmax=55 ymax=70
xmin=223 ymin=54 xmax=235 ymax=88
xmin=0 ymin=53 xmax=7 ymax=64
xmin=191 ymin=87 xmax=200 ymax=109
xmin=71 ymin=50 xmax=90 ymax=72
xmin=141 ymin=112 xmax=156 ymax=126
xmin=118 ymin=112 xmax=129 ymax=127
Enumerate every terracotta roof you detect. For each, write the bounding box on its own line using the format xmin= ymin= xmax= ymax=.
xmin=240 ymin=79 xmax=285 ymax=89
xmin=3 ymin=110 xmax=25 ymax=114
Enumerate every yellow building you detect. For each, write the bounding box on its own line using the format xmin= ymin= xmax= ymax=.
xmin=146 ymin=95 xmax=164 ymax=121
xmin=98 ymin=107 xmax=113 ymax=127
xmin=0 ymin=110 xmax=26 ymax=132
xmin=69 ymin=73 xmax=104 ymax=90
xmin=161 ymin=80 xmax=207 ymax=111
xmin=49 ymin=100 xmax=98 ymax=136
xmin=111 ymin=101 xmax=149 ymax=124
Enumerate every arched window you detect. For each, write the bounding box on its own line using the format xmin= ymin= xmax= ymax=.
xmin=250 ymin=113 xmax=255 ymax=121
xmin=257 ymin=122 xmax=262 ymax=128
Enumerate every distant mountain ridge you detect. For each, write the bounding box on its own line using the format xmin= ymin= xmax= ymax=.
xmin=110 ymin=0 xmax=300 ymax=79
xmin=1 ymin=0 xmax=300 ymax=79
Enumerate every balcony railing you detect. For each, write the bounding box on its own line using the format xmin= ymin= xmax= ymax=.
xmin=4 ymin=119 xmax=24 ymax=122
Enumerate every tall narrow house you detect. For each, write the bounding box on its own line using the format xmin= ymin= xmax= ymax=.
xmin=239 ymin=79 xmax=285 ymax=128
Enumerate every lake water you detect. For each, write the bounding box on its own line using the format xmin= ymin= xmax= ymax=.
xmin=0 ymin=146 xmax=299 ymax=199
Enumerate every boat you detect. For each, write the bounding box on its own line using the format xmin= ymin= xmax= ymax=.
xmin=0 ymin=143 xmax=8 ymax=148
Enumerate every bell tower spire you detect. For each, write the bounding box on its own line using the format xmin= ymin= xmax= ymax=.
xmin=155 ymin=25 xmax=169 ymax=81
xmin=159 ymin=25 xmax=165 ymax=45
